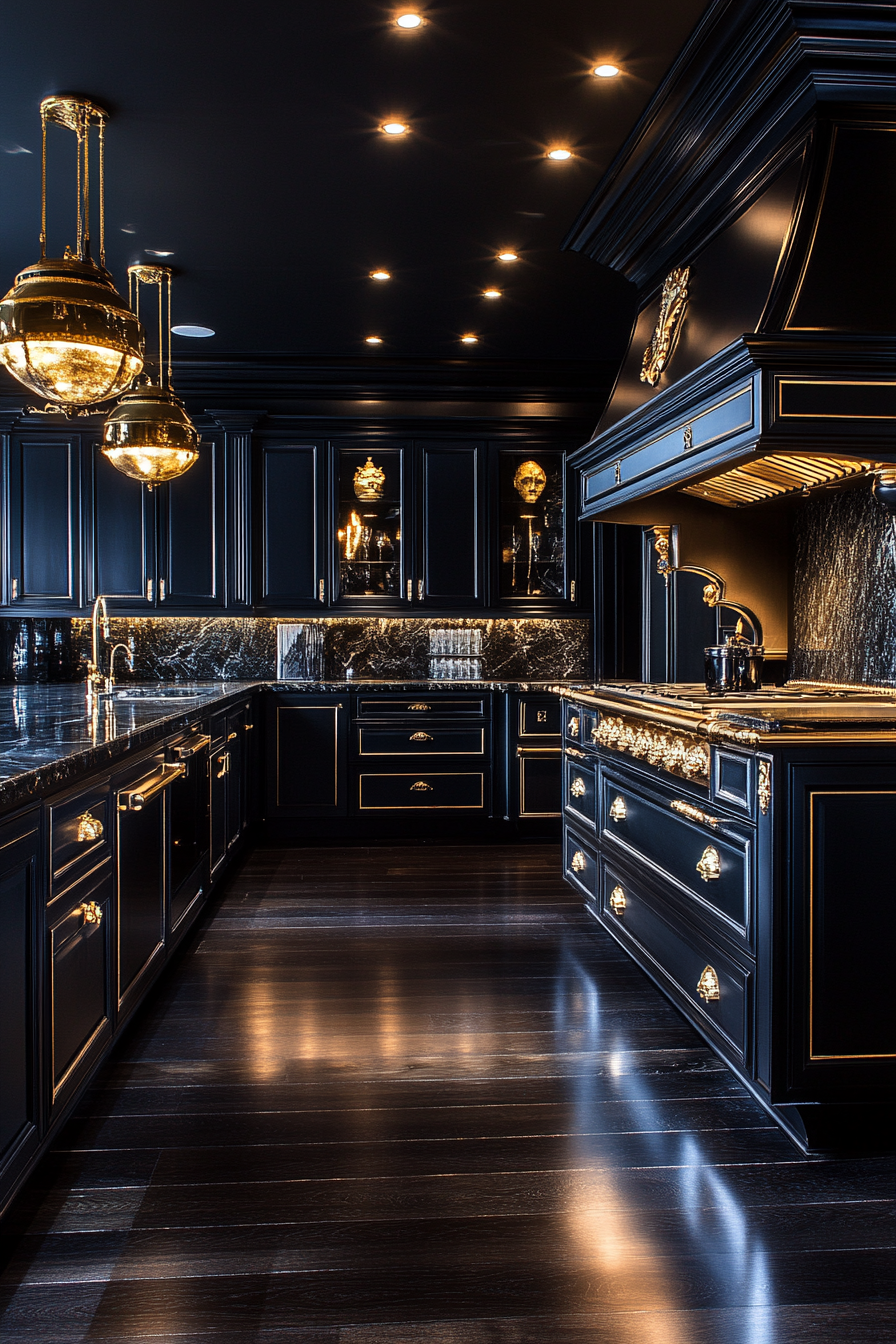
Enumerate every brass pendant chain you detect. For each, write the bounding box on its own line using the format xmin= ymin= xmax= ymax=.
xmin=166 ymin=270 xmax=172 ymax=390
xmin=40 ymin=108 xmax=47 ymax=259
xmin=98 ymin=118 xmax=105 ymax=268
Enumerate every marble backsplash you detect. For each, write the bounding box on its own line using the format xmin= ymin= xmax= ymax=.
xmin=62 ymin=616 xmax=591 ymax=682
xmin=791 ymin=483 xmax=896 ymax=688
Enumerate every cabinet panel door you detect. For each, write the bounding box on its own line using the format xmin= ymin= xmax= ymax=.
xmin=256 ymin=445 xmax=322 ymax=608
xmin=266 ymin=696 xmax=348 ymax=816
xmin=418 ymin=444 xmax=482 ymax=607
xmin=114 ymin=755 xmax=166 ymax=1012
xmin=158 ymin=438 xmax=224 ymax=608
xmin=91 ymin=446 xmax=155 ymax=606
xmin=48 ymin=864 xmax=112 ymax=1114
xmin=7 ymin=436 xmax=82 ymax=609
xmin=0 ymin=813 xmax=40 ymax=1206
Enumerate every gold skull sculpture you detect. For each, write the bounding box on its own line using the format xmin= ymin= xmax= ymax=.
xmin=513 ymin=460 xmax=547 ymax=502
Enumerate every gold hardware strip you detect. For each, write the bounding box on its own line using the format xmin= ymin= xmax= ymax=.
xmin=758 ymin=760 xmax=771 ymax=815
xmin=609 ymin=885 xmax=626 ymax=915
xmin=173 ymin=734 xmax=211 ymax=760
xmin=117 ymin=762 xmax=185 ymax=811
xmin=696 ymin=845 xmax=722 ymax=882
xmin=76 ymin=811 xmax=104 ymax=842
xmin=696 ymin=966 xmax=720 ymax=1001
xmin=595 ymin=713 xmax=710 ymax=785
xmin=671 ymin=799 xmax=718 ymax=828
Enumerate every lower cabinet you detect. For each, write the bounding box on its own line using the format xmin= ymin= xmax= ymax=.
xmin=509 ymin=692 xmax=562 ymax=832
xmin=113 ymin=751 xmax=168 ymax=1019
xmin=211 ymin=699 xmax=255 ymax=874
xmin=264 ymin=695 xmax=349 ymax=818
xmin=0 ymin=810 xmax=41 ymax=1213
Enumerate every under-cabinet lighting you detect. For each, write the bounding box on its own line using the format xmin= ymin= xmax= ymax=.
xmin=680 ymin=454 xmax=876 ymax=507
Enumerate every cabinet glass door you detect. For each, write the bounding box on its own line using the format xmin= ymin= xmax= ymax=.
xmin=335 ymin=448 xmax=403 ymax=601
xmin=498 ymin=449 xmax=565 ymax=601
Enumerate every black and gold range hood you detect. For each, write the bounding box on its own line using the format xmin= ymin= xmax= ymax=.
xmin=566 ymin=0 xmax=896 ymax=516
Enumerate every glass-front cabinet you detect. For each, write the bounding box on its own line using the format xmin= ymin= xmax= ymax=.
xmin=497 ymin=448 xmax=567 ymax=603
xmin=335 ymin=447 xmax=404 ymax=603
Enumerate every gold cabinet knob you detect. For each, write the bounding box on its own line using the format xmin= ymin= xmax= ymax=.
xmin=409 ymin=703 xmax=431 ymax=711
xmin=570 ymin=776 xmax=586 ymax=799
xmin=571 ymin=850 xmax=586 ymax=873
xmin=609 ymin=885 xmax=626 ymax=915
xmin=76 ymin=811 xmax=103 ymax=842
xmin=696 ymin=965 xmax=720 ymax=1001
xmin=568 ymin=716 xmax=580 ymax=738
xmin=410 ymin=781 xmax=433 ymax=792
xmin=609 ymin=795 xmax=627 ymax=822
xmin=410 ymin=732 xmax=433 ymax=742
xmin=79 ymin=901 xmax=103 ymax=926
xmin=696 ymin=845 xmax=721 ymax=882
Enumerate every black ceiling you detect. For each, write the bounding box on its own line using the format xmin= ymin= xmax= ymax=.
xmin=0 ymin=0 xmax=709 ymax=366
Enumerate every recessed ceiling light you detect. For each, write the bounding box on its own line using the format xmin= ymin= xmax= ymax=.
xmin=482 ymin=288 xmax=502 ymax=299
xmin=546 ymin=148 xmax=573 ymax=161
xmin=593 ymin=63 xmax=620 ymax=77
xmin=146 ymin=249 xmax=174 ymax=256
xmin=171 ymin=324 xmax=215 ymax=338
xmin=381 ymin=121 xmax=409 ymax=136
xmin=370 ymin=269 xmax=391 ymax=281
xmin=496 ymin=251 xmax=519 ymax=262
xmin=395 ymin=12 xmax=423 ymax=27
xmin=365 ymin=335 xmax=384 ymax=344
xmin=460 ymin=334 xmax=479 ymax=344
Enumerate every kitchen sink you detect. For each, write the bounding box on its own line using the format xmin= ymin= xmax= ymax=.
xmin=112 ymin=687 xmax=221 ymax=703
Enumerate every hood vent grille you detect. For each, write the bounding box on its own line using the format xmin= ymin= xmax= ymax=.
xmin=681 ymin=454 xmax=876 ymax=508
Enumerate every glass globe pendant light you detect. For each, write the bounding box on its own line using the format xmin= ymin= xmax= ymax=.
xmin=0 ymin=97 xmax=144 ymax=409
xmin=101 ymin=266 xmax=199 ymax=486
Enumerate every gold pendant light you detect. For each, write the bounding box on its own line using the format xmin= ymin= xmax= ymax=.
xmin=101 ymin=266 xmax=199 ymax=486
xmin=0 ymin=97 xmax=144 ymax=408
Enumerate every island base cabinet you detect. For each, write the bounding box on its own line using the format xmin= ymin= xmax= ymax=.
xmin=47 ymin=863 xmax=112 ymax=1120
xmin=0 ymin=811 xmax=41 ymax=1212
xmin=113 ymin=753 xmax=167 ymax=1021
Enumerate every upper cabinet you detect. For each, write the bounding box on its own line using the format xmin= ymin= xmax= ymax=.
xmin=495 ymin=448 xmax=569 ymax=605
xmin=335 ymin=445 xmax=405 ymax=605
xmin=3 ymin=433 xmax=84 ymax=611
xmin=255 ymin=442 xmax=325 ymax=609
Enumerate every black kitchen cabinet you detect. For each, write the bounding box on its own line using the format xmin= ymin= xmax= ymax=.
xmin=210 ymin=699 xmax=255 ymax=875
xmin=167 ymin=725 xmax=212 ymax=941
xmin=4 ymin=434 xmax=84 ymax=611
xmin=416 ymin=443 xmax=483 ymax=608
xmin=492 ymin=446 xmax=578 ymax=609
xmin=90 ymin=439 xmax=225 ymax=610
xmin=507 ymin=692 xmax=562 ymax=833
xmin=255 ymin=443 xmax=325 ymax=609
xmin=265 ymin=694 xmax=349 ymax=817
xmin=0 ymin=809 xmax=41 ymax=1211
xmin=112 ymin=750 xmax=168 ymax=1019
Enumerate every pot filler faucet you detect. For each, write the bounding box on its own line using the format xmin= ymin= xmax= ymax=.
xmin=87 ymin=595 xmax=134 ymax=698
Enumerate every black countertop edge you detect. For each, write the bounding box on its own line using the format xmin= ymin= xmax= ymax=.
xmin=0 ymin=680 xmax=575 ymax=816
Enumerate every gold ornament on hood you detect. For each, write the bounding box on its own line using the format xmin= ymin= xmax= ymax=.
xmin=353 ymin=456 xmax=386 ymax=500
xmin=513 ymin=460 xmax=547 ymax=503
xmin=640 ymin=265 xmax=690 ymax=387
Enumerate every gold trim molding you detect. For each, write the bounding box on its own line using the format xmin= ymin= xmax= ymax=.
xmin=595 ymin=713 xmax=710 ymax=786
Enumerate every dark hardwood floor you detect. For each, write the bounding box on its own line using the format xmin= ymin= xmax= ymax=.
xmin=1 ymin=844 xmax=893 ymax=1342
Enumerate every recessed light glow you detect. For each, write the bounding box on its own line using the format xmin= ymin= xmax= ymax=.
xmin=482 ymin=288 xmax=502 ymax=298
xmin=370 ymin=269 xmax=391 ymax=281
xmin=365 ymin=335 xmax=383 ymax=344
xmin=546 ymin=148 xmax=573 ymax=161
xmin=171 ymin=325 xmax=215 ymax=338
xmin=497 ymin=251 xmax=519 ymax=262
xmin=593 ymin=63 xmax=620 ymax=77
xmin=146 ymin=249 xmax=174 ymax=256
xmin=460 ymin=334 xmax=479 ymax=344
xmin=381 ymin=121 xmax=409 ymax=135
xmin=395 ymin=12 xmax=422 ymax=27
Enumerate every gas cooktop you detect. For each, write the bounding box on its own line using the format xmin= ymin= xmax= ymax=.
xmin=591 ymin=682 xmax=896 ymax=729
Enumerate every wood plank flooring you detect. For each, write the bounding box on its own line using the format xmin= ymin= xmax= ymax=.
xmin=1 ymin=844 xmax=893 ymax=1342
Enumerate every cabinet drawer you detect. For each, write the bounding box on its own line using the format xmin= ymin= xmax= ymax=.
xmin=564 ymin=756 xmax=597 ymax=829
xmin=600 ymin=861 xmax=751 ymax=1065
xmin=600 ymin=775 xmax=751 ymax=934
xmin=49 ymin=782 xmax=111 ymax=887
xmin=358 ymin=727 xmax=485 ymax=756
xmin=563 ymin=826 xmax=597 ymax=898
xmin=49 ymin=864 xmax=112 ymax=1102
xmin=564 ymin=702 xmax=595 ymax=745
xmin=518 ymin=750 xmax=562 ymax=817
xmin=359 ymin=772 xmax=485 ymax=810
xmin=520 ymin=697 xmax=561 ymax=737
xmin=356 ymin=695 xmax=489 ymax=719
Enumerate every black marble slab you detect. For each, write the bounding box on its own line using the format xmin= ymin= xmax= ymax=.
xmin=0 ymin=679 xmax=572 ymax=815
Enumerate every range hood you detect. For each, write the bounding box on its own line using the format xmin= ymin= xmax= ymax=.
xmin=566 ymin=0 xmax=895 ymax=515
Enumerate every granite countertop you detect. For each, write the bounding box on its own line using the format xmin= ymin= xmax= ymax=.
xmin=0 ymin=679 xmax=573 ymax=813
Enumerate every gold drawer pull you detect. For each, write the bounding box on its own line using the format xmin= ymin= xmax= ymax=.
xmin=79 ymin=901 xmax=103 ymax=926
xmin=76 ymin=811 xmax=103 ymax=842
xmin=410 ymin=732 xmax=433 ymax=742
xmin=671 ymin=799 xmax=718 ymax=827
xmin=568 ymin=716 xmax=580 ymax=738
xmin=570 ymin=776 xmax=586 ymax=798
xmin=609 ymin=795 xmax=627 ymax=822
xmin=228 ymin=731 xmax=238 ymax=741
xmin=696 ymin=845 xmax=721 ymax=882
xmin=571 ymin=850 xmax=586 ymax=873
xmin=409 ymin=703 xmax=431 ymax=711
xmin=697 ymin=965 xmax=720 ymax=1001
xmin=410 ymin=781 xmax=433 ymax=792
xmin=609 ymin=885 xmax=626 ymax=915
